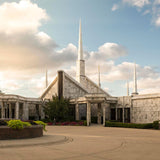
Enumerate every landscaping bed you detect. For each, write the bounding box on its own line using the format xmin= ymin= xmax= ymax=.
xmin=44 ymin=120 xmax=87 ymax=126
xmin=55 ymin=121 xmax=85 ymax=126
xmin=0 ymin=125 xmax=43 ymax=140
xmin=0 ymin=120 xmax=46 ymax=140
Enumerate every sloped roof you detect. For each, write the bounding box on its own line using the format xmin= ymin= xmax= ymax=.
xmin=84 ymin=76 xmax=111 ymax=97
xmin=40 ymin=76 xmax=58 ymax=99
xmin=63 ymin=71 xmax=88 ymax=93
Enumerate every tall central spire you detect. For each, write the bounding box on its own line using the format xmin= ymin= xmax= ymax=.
xmin=76 ymin=19 xmax=85 ymax=83
xmin=78 ymin=19 xmax=83 ymax=60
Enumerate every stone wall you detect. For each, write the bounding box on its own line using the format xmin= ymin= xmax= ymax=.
xmin=117 ymin=96 xmax=132 ymax=108
xmin=28 ymin=104 xmax=43 ymax=120
xmin=131 ymin=94 xmax=160 ymax=123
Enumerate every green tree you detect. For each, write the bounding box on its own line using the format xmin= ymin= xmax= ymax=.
xmin=43 ymin=95 xmax=70 ymax=122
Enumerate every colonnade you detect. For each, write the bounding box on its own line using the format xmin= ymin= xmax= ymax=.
xmin=0 ymin=101 xmax=43 ymax=120
xmin=75 ymin=101 xmax=110 ymax=126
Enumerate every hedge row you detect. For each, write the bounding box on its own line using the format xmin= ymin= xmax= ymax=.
xmin=105 ymin=121 xmax=159 ymax=130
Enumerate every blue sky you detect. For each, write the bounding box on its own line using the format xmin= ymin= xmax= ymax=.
xmin=0 ymin=0 xmax=160 ymax=97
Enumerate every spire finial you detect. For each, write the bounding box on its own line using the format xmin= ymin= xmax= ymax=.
xmin=98 ymin=65 xmax=101 ymax=87
xmin=78 ymin=19 xmax=83 ymax=60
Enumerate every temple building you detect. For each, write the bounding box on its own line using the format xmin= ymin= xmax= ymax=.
xmin=0 ymin=21 xmax=160 ymax=126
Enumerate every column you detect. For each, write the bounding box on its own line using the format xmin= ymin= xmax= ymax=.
xmin=123 ymin=107 xmax=125 ymax=123
xmin=9 ymin=103 xmax=12 ymax=119
xmin=115 ymin=108 xmax=118 ymax=121
xmin=75 ymin=103 xmax=79 ymax=121
xmin=40 ymin=104 xmax=45 ymax=119
xmin=97 ymin=103 xmax=101 ymax=124
xmin=23 ymin=102 xmax=29 ymax=120
xmin=103 ymin=105 xmax=106 ymax=126
xmin=0 ymin=101 xmax=4 ymax=118
xmin=36 ymin=104 xmax=40 ymax=120
xmin=15 ymin=101 xmax=19 ymax=119
xmin=2 ymin=102 xmax=5 ymax=118
xmin=87 ymin=102 xmax=91 ymax=126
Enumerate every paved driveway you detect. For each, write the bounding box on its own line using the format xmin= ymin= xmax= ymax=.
xmin=0 ymin=125 xmax=160 ymax=160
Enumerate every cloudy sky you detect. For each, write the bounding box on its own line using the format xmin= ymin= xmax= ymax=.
xmin=0 ymin=0 xmax=160 ymax=97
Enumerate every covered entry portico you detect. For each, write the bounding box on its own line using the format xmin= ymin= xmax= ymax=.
xmin=71 ymin=94 xmax=117 ymax=126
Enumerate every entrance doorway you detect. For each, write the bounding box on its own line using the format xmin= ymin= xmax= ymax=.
xmin=117 ymin=108 xmax=123 ymax=122
xmin=111 ymin=108 xmax=116 ymax=121
xmin=124 ymin=108 xmax=130 ymax=123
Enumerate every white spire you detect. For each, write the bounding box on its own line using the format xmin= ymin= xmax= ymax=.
xmin=78 ymin=19 xmax=83 ymax=60
xmin=76 ymin=19 xmax=85 ymax=83
xmin=127 ymin=81 xmax=129 ymax=96
xmin=132 ymin=63 xmax=138 ymax=95
xmin=46 ymin=68 xmax=48 ymax=88
xmin=98 ymin=65 xmax=101 ymax=87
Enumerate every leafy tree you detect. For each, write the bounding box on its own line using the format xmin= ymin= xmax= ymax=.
xmin=43 ymin=95 xmax=70 ymax=122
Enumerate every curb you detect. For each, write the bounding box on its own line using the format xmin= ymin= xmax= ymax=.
xmin=0 ymin=135 xmax=73 ymax=148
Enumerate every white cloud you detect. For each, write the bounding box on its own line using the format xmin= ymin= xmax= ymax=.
xmin=112 ymin=4 xmax=119 ymax=11
xmin=136 ymin=77 xmax=160 ymax=94
xmin=115 ymin=0 xmax=160 ymax=27
xmin=0 ymin=0 xmax=159 ymax=97
xmin=143 ymin=9 xmax=150 ymax=15
xmin=0 ymin=0 xmax=48 ymax=34
xmin=86 ymin=43 xmax=127 ymax=62
xmin=154 ymin=0 xmax=160 ymax=5
xmin=152 ymin=1 xmax=160 ymax=27
xmin=123 ymin=0 xmax=150 ymax=8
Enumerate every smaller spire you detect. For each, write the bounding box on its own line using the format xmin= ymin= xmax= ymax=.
xmin=98 ymin=65 xmax=101 ymax=87
xmin=46 ymin=67 xmax=48 ymax=88
xmin=132 ymin=63 xmax=138 ymax=95
xmin=127 ymin=81 xmax=129 ymax=96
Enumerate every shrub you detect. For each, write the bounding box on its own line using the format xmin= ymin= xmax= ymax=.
xmin=0 ymin=120 xmax=7 ymax=126
xmin=55 ymin=121 xmax=84 ymax=126
xmin=47 ymin=122 xmax=53 ymax=125
xmin=91 ymin=117 xmax=97 ymax=123
xmin=43 ymin=95 xmax=70 ymax=122
xmin=22 ymin=121 xmax=32 ymax=127
xmin=105 ymin=121 xmax=154 ymax=129
xmin=24 ymin=120 xmax=38 ymax=125
xmin=84 ymin=120 xmax=87 ymax=126
xmin=153 ymin=121 xmax=159 ymax=129
xmin=34 ymin=121 xmax=47 ymax=131
xmin=41 ymin=118 xmax=53 ymax=123
xmin=7 ymin=120 xmax=31 ymax=130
